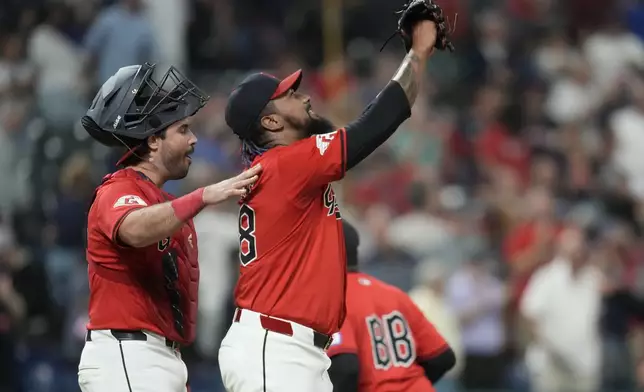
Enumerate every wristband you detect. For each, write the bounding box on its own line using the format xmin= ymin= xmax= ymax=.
xmin=171 ymin=188 xmax=205 ymax=221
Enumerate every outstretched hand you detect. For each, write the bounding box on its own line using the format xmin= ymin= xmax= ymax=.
xmin=202 ymin=164 xmax=262 ymax=205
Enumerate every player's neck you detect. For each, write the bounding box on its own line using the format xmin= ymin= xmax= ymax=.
xmin=275 ymin=127 xmax=306 ymax=146
xmin=129 ymin=162 xmax=166 ymax=188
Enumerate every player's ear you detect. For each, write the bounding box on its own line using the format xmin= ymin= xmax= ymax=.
xmin=260 ymin=114 xmax=284 ymax=133
xmin=147 ymin=134 xmax=161 ymax=152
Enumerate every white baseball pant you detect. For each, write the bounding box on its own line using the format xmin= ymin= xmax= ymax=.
xmin=218 ymin=309 xmax=333 ymax=392
xmin=78 ymin=329 xmax=188 ymax=392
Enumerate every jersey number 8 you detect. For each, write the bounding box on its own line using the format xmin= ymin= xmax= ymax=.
xmin=365 ymin=311 xmax=415 ymax=370
xmin=238 ymin=204 xmax=258 ymax=266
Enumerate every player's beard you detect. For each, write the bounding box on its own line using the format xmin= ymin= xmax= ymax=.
xmin=306 ymin=115 xmax=335 ymax=136
xmin=161 ymin=148 xmax=191 ymax=180
xmin=284 ymin=113 xmax=335 ymax=138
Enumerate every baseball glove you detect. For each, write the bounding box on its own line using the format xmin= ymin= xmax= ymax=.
xmin=381 ymin=0 xmax=455 ymax=53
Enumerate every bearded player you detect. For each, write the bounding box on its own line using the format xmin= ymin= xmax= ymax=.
xmin=327 ymin=221 xmax=456 ymax=392
xmin=78 ymin=63 xmax=261 ymax=392
xmin=217 ymin=1 xmax=455 ymax=391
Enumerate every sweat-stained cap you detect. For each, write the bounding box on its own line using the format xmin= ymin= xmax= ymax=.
xmin=225 ymin=69 xmax=303 ymax=139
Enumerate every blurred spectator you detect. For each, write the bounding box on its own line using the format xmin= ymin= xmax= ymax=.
xmin=470 ymin=10 xmax=512 ymax=87
xmin=0 ymin=33 xmax=34 ymax=99
xmin=388 ymin=182 xmax=456 ymax=262
xmin=582 ymin=15 xmax=644 ymax=94
xmin=42 ymin=152 xmax=93 ymax=361
xmin=529 ymin=153 xmax=559 ymax=194
xmin=84 ymin=0 xmax=157 ymax=87
xmin=560 ymin=123 xmax=597 ymax=197
xmin=446 ymin=252 xmax=507 ymax=391
xmin=346 ymin=150 xmax=417 ymax=214
xmin=360 ymin=204 xmax=418 ymax=292
xmin=7 ymin=244 xmax=53 ymax=341
xmin=609 ymin=69 xmax=644 ymax=198
xmin=521 ymin=225 xmax=602 ymax=392
xmin=409 ymin=261 xmax=464 ymax=392
xmin=0 ymin=100 xmax=31 ymax=217
xmin=544 ymin=53 xmax=601 ymax=125
xmin=469 ymin=84 xmax=531 ymax=186
xmin=389 ymin=92 xmax=447 ymax=171
xmin=503 ymin=187 xmax=561 ymax=310
xmin=594 ymin=221 xmax=644 ymax=391
xmin=483 ymin=166 xmax=524 ymax=248
xmin=533 ymin=29 xmax=576 ymax=82
xmin=44 ymin=153 xmax=93 ymax=310
xmin=27 ymin=3 xmax=86 ymax=130
xmin=143 ymin=0 xmax=187 ymax=72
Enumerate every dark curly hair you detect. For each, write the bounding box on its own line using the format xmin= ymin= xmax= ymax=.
xmin=240 ymin=102 xmax=276 ymax=167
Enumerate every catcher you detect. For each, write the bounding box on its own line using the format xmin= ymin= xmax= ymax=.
xmin=218 ymin=1 xmax=454 ymax=392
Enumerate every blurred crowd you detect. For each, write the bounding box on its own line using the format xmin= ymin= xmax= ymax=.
xmin=2 ymin=0 xmax=644 ymax=391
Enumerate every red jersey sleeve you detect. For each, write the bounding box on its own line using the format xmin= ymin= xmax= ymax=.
xmin=326 ymin=315 xmax=358 ymax=357
xmin=93 ymin=180 xmax=151 ymax=244
xmin=276 ymin=128 xmax=346 ymax=195
xmin=404 ymin=295 xmax=448 ymax=360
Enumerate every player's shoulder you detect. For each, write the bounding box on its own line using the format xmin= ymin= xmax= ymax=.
xmin=242 ymin=155 xmax=281 ymax=202
xmin=267 ymin=129 xmax=345 ymax=160
xmin=248 ymin=150 xmax=282 ymax=184
xmin=97 ymin=170 xmax=140 ymax=193
xmin=347 ymin=273 xmax=408 ymax=305
xmin=350 ymin=272 xmax=404 ymax=293
xmin=311 ymin=128 xmax=344 ymax=154
xmin=93 ymin=169 xmax=151 ymax=207
xmin=100 ymin=168 xmax=145 ymax=185
xmin=346 ymin=274 xmax=416 ymax=324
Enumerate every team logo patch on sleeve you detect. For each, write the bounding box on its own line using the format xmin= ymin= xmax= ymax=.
xmin=315 ymin=131 xmax=337 ymax=156
xmin=331 ymin=332 xmax=342 ymax=346
xmin=113 ymin=195 xmax=148 ymax=208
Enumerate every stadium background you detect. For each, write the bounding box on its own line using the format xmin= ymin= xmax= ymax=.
xmin=2 ymin=0 xmax=644 ymax=391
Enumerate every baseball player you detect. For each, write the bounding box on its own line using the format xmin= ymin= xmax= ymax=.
xmin=217 ymin=1 xmax=454 ymax=391
xmin=77 ymin=63 xmax=261 ymax=392
xmin=327 ymin=221 xmax=456 ymax=392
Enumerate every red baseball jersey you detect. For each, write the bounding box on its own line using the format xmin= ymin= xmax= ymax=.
xmin=234 ymin=129 xmax=347 ymax=335
xmin=85 ymin=168 xmax=199 ymax=345
xmin=327 ymin=272 xmax=449 ymax=392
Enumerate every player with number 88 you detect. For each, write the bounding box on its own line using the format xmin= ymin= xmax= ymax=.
xmin=327 ymin=222 xmax=456 ymax=392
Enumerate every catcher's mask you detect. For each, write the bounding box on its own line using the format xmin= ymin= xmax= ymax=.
xmin=82 ymin=63 xmax=209 ymax=165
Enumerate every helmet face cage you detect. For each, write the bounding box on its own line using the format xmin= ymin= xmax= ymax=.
xmin=123 ymin=65 xmax=209 ymax=132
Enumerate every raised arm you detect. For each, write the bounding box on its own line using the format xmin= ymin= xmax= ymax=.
xmin=344 ymin=20 xmax=438 ymax=170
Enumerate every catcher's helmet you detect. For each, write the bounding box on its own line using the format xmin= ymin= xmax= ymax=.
xmin=82 ymin=63 xmax=209 ymax=148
